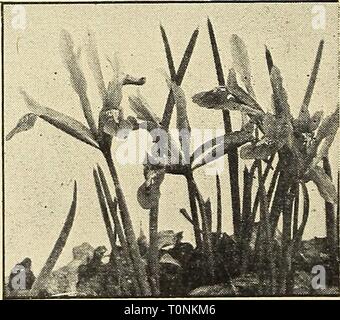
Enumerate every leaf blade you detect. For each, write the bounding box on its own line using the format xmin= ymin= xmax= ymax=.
xmin=31 ymin=181 xmax=77 ymax=294
xmin=161 ymin=27 xmax=199 ymax=130
xmin=301 ymin=40 xmax=324 ymax=111
xmin=160 ymin=25 xmax=176 ymax=81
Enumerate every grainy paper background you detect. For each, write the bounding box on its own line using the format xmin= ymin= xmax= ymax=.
xmin=1 ymin=1 xmax=339 ymax=298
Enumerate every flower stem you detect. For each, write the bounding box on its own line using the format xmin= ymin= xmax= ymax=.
xmin=103 ymin=149 xmax=151 ymax=296
xmin=207 ymin=18 xmax=241 ymax=241
xmin=186 ymin=172 xmax=202 ymax=249
xmin=149 ymin=204 xmax=160 ymax=295
xmin=97 ymin=165 xmax=141 ymax=295
xmin=323 ymin=157 xmax=338 ymax=286
xmin=216 ymin=174 xmax=222 ymax=237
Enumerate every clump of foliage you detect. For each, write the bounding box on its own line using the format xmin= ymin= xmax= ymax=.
xmin=6 ymin=18 xmax=339 ymax=297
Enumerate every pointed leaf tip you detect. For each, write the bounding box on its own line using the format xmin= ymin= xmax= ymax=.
xmin=265 ymin=46 xmax=274 ymax=74
xmin=73 ymin=180 xmax=78 ymax=198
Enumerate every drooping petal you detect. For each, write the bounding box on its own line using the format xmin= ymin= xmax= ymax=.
xmin=192 ymin=124 xmax=254 ymax=169
xmin=240 ymin=142 xmax=279 ymax=160
xmin=304 ymin=166 xmax=337 ymax=204
xmin=21 ymin=90 xmax=99 ymax=148
xmin=103 ymin=114 xmax=138 ymax=137
xmin=309 ymin=111 xmax=324 ymax=132
xmin=192 ymin=87 xmax=239 ymax=110
xmin=6 ymin=113 xmax=38 ymax=141
xmin=192 ymin=85 xmax=263 ymax=117
xmin=137 ymin=164 xmax=165 ymax=210
xmin=315 ymin=106 xmax=339 ymax=143
xmin=310 ymin=107 xmax=339 ymax=166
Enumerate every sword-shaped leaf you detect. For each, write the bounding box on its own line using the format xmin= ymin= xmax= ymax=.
xmin=240 ymin=141 xmax=280 ymax=160
xmin=93 ymin=169 xmax=116 ymax=248
xmin=265 ymin=46 xmax=274 ymax=74
xmin=301 ymin=40 xmax=324 ymax=113
xmin=293 ymin=41 xmax=324 ymax=134
xmin=31 ymin=181 xmax=78 ymax=294
xmin=160 ymin=25 xmax=176 ymax=81
xmin=161 ymin=27 xmax=199 ymax=130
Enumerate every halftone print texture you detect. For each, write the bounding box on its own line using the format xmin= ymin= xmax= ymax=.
xmin=2 ymin=1 xmax=339 ymax=298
